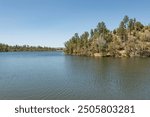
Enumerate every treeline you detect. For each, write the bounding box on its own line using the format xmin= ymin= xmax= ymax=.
xmin=0 ymin=43 xmax=59 ymax=52
xmin=64 ymin=15 xmax=150 ymax=57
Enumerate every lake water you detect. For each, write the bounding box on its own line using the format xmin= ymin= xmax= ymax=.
xmin=0 ymin=52 xmax=150 ymax=100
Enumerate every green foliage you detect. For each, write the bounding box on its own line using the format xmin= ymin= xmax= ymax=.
xmin=117 ymin=21 xmax=127 ymax=42
xmin=128 ymin=19 xmax=134 ymax=34
xmin=64 ymin=16 xmax=150 ymax=57
xmin=64 ymin=21 xmax=111 ymax=56
xmin=90 ymin=29 xmax=94 ymax=38
xmin=0 ymin=44 xmax=57 ymax=52
xmin=123 ymin=15 xmax=129 ymax=28
xmin=97 ymin=22 xmax=108 ymax=35
xmin=134 ymin=21 xmax=144 ymax=31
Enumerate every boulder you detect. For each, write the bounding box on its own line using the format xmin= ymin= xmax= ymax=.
xmin=94 ymin=53 xmax=102 ymax=57
xmin=118 ymin=50 xmax=127 ymax=57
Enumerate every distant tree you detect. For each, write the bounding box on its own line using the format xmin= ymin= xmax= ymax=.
xmin=80 ymin=32 xmax=89 ymax=49
xmin=113 ymin=29 xmax=117 ymax=34
xmin=128 ymin=19 xmax=134 ymax=34
xmin=123 ymin=15 xmax=129 ymax=28
xmin=74 ymin=33 xmax=79 ymax=39
xmin=0 ymin=43 xmax=54 ymax=52
xmin=90 ymin=29 xmax=94 ymax=38
xmin=135 ymin=21 xmax=144 ymax=31
xmin=117 ymin=21 xmax=127 ymax=42
xmin=133 ymin=18 xmax=136 ymax=24
xmin=97 ymin=21 xmax=108 ymax=35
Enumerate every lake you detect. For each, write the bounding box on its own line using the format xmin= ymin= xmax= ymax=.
xmin=0 ymin=52 xmax=150 ymax=100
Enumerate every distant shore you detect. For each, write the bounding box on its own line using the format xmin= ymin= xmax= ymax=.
xmin=0 ymin=43 xmax=64 ymax=52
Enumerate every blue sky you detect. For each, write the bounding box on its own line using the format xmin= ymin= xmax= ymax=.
xmin=0 ymin=0 xmax=150 ymax=47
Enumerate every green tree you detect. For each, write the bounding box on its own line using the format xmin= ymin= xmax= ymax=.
xmin=123 ymin=15 xmax=129 ymax=29
xmin=90 ymin=29 xmax=94 ymax=38
xmin=97 ymin=21 xmax=108 ymax=35
xmin=117 ymin=21 xmax=127 ymax=42
xmin=135 ymin=21 xmax=144 ymax=31
xmin=128 ymin=19 xmax=134 ymax=34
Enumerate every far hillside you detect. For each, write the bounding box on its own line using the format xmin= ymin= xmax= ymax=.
xmin=0 ymin=44 xmax=64 ymax=52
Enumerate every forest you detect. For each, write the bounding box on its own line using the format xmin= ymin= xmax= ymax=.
xmin=64 ymin=16 xmax=150 ymax=57
xmin=0 ymin=44 xmax=58 ymax=52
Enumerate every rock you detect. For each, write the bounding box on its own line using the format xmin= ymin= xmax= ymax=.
xmin=94 ymin=53 xmax=102 ymax=57
xmin=118 ymin=50 xmax=127 ymax=57
xmin=106 ymin=52 xmax=113 ymax=57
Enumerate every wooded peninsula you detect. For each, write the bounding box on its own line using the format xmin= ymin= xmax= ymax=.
xmin=64 ymin=16 xmax=150 ymax=57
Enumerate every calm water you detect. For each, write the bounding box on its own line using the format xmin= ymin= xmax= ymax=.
xmin=0 ymin=52 xmax=150 ymax=100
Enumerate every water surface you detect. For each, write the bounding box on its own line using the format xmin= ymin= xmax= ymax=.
xmin=0 ymin=52 xmax=150 ymax=99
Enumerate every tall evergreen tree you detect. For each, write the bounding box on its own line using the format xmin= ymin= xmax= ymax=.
xmin=123 ymin=15 xmax=129 ymax=29
xmin=128 ymin=19 xmax=134 ymax=34
xmin=117 ymin=21 xmax=127 ymax=42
